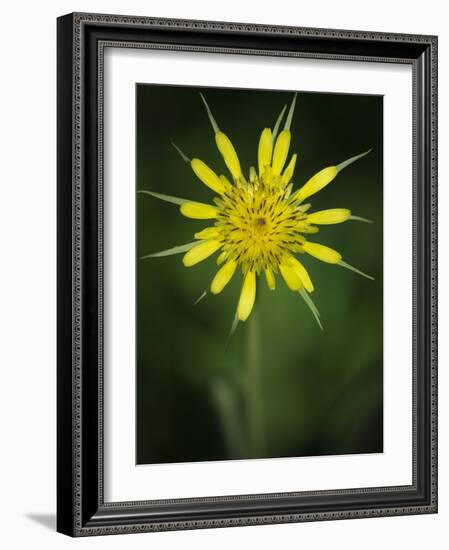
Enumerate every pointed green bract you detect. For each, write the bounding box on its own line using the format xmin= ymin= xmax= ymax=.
xmin=228 ymin=311 xmax=239 ymax=340
xmin=284 ymin=93 xmax=297 ymax=131
xmin=299 ymin=289 xmax=323 ymax=331
xmin=336 ymin=149 xmax=372 ymax=173
xmin=138 ymin=189 xmax=188 ymax=205
xmin=338 ymin=260 xmax=374 ymax=280
xmin=171 ymin=142 xmax=190 ymax=162
xmin=140 ymin=241 xmax=197 ymax=259
xmin=300 ymin=288 xmax=320 ymax=317
xmin=272 ymin=104 xmax=287 ymax=142
xmin=194 ymin=290 xmax=207 ymax=305
xmin=349 ymin=215 xmax=373 ymax=223
xmin=200 ymin=93 xmax=220 ymax=133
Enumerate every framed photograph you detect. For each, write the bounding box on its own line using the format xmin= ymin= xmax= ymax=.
xmin=57 ymin=12 xmax=438 ymax=536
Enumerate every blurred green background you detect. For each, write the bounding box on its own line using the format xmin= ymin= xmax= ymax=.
xmin=136 ymin=84 xmax=383 ymax=464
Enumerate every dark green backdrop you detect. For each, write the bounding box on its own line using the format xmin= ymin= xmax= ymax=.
xmin=136 ymin=84 xmax=383 ymax=464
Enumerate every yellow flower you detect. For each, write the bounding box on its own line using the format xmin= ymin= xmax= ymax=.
xmin=140 ymin=94 xmax=374 ymax=329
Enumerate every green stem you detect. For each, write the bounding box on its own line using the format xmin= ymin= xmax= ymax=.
xmin=212 ymin=379 xmax=244 ymax=459
xmin=246 ymin=308 xmax=264 ymax=457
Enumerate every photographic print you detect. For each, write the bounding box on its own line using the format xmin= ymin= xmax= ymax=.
xmin=136 ymin=85 xmax=383 ymax=465
xmin=57 ymin=15 xmax=437 ymax=534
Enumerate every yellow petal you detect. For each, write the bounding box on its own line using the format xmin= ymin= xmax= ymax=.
xmin=191 ymin=159 xmax=225 ymax=194
xmin=182 ymin=240 xmax=222 ymax=267
xmin=294 ymin=166 xmax=338 ymax=202
xmin=302 ymin=241 xmax=342 ymax=264
xmin=210 ymin=261 xmax=237 ymax=294
xmin=180 ymin=201 xmax=218 ymax=219
xmin=272 ymin=129 xmax=291 ymax=176
xmin=295 ymin=223 xmax=319 ymax=234
xmin=249 ymin=166 xmax=257 ymax=183
xmin=215 ymin=132 xmax=241 ymax=180
xmin=258 ymin=128 xmax=273 ymax=176
xmin=263 ymin=165 xmax=273 ymax=186
xmin=279 ymin=263 xmax=303 ymax=291
xmin=220 ymin=174 xmax=233 ymax=188
xmin=237 ymin=271 xmax=256 ymax=321
xmin=307 ymin=208 xmax=351 ymax=225
xmin=288 ymin=256 xmax=314 ymax=293
xmin=194 ymin=227 xmax=220 ymax=240
xmin=265 ymin=268 xmax=276 ymax=290
xmin=281 ymin=154 xmax=297 ymax=186
xmin=216 ymin=251 xmax=228 ymax=265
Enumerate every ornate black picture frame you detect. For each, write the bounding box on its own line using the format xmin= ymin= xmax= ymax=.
xmin=57 ymin=12 xmax=438 ymax=536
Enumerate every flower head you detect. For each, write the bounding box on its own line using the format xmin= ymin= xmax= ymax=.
xmin=140 ymin=94 xmax=373 ymax=329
